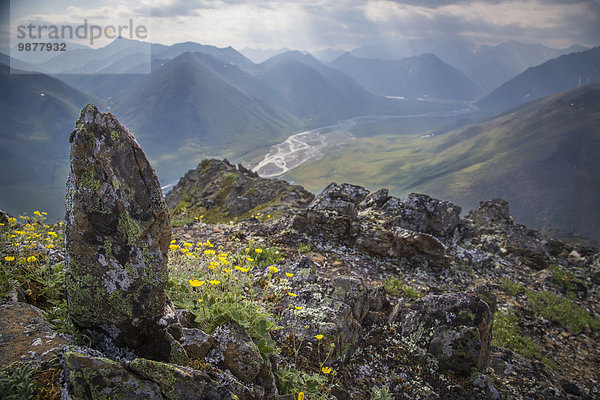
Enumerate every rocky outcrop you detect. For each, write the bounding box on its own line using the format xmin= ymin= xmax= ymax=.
xmin=65 ymin=104 xmax=183 ymax=362
xmin=165 ymin=159 xmax=314 ymax=222
xmin=272 ymin=257 xmax=386 ymax=364
xmin=399 ymin=293 xmax=493 ymax=375
xmin=465 ymin=198 xmax=552 ymax=270
xmin=62 ymin=348 xmax=248 ymax=400
xmin=291 ymin=183 xmax=453 ymax=267
xmin=0 ymin=302 xmax=69 ymax=365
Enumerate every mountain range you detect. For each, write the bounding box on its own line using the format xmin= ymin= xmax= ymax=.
xmin=348 ymin=39 xmax=588 ymax=93
xmin=329 ymin=52 xmax=482 ymax=100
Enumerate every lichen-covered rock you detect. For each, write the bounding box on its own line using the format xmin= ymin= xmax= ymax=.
xmin=465 ymin=199 xmax=551 ymax=270
xmin=180 ymin=328 xmax=213 ymax=360
xmin=291 ymin=184 xmax=453 ymax=267
xmin=62 ymin=349 xmax=238 ymax=400
xmin=211 ymin=322 xmax=263 ymax=384
xmin=63 ymin=350 xmax=164 ymax=399
xmin=400 ymin=293 xmax=493 ymax=375
xmin=466 ymin=198 xmax=512 ymax=229
xmin=355 ymin=226 xmax=449 ymax=268
xmin=292 ymin=182 xmax=368 ymax=240
xmin=398 ymin=193 xmax=462 ymax=237
xmin=0 ymin=302 xmax=69 ymax=365
xmin=273 ymin=259 xmax=383 ymax=363
xmin=65 ymin=104 xmax=182 ymax=361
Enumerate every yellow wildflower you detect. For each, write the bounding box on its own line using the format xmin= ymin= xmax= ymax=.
xmin=255 ymin=248 xmax=263 ymax=254
xmin=170 ymin=239 xmax=176 ymax=243
xmin=48 ymin=231 xmax=58 ymax=237
xmin=42 ymin=212 xmax=47 ymax=215
xmin=247 ymin=257 xmax=254 ymax=262
xmin=198 ymin=298 xmax=203 ymax=303
xmin=206 ymin=239 xmax=213 ymax=247
xmin=298 ymin=392 xmax=304 ymax=400
xmin=287 ymin=292 xmax=297 ymax=297
xmin=183 ymin=242 xmax=194 ymax=248
xmin=169 ymin=244 xmax=180 ymax=251
xmin=315 ymin=334 xmax=324 ymax=340
xmin=181 ymin=248 xmax=189 ymax=254
xmin=209 ymin=280 xmax=220 ymax=285
xmin=321 ymin=367 xmax=332 ymax=374
xmin=204 ymin=249 xmax=216 ymax=255
xmin=295 ymin=306 xmax=303 ymax=310
xmin=8 ymin=217 xmax=17 ymax=225
xmin=4 ymin=256 xmax=15 ymax=261
xmin=224 ymin=268 xmax=233 ymax=274
xmin=189 ymin=279 xmax=204 ymax=287
xmin=235 ymin=266 xmax=249 ymax=273
xmin=285 ymin=272 xmax=294 ymax=278
xmin=269 ymin=266 xmax=279 ymax=273
xmin=34 ymin=211 xmax=41 ymax=216
xmin=45 ymin=244 xmax=54 ymax=249
xmin=27 ymin=256 xmax=37 ymax=263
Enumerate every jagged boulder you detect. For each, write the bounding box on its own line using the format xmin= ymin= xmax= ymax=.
xmin=210 ymin=322 xmax=264 ymax=384
xmin=400 ymin=293 xmax=493 ymax=375
xmin=466 ymin=199 xmax=550 ymax=270
xmin=467 ymin=198 xmax=512 ymax=230
xmin=292 ymin=183 xmax=451 ymax=267
xmin=397 ymin=193 xmax=462 ymax=237
xmin=292 ymin=182 xmax=368 ymax=240
xmin=65 ymin=104 xmax=183 ymax=362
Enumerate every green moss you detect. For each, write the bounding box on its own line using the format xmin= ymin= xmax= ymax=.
xmin=112 ymin=179 xmax=120 ymax=190
xmin=384 ymin=278 xmax=422 ymax=298
xmin=103 ymin=239 xmax=112 ymax=257
xmin=111 ymin=130 xmax=120 ymax=142
xmin=80 ymin=171 xmax=100 ymax=191
xmin=108 ymin=290 xmax=134 ymax=318
xmin=500 ymin=278 xmax=523 ymax=296
xmin=118 ymin=211 xmax=141 ymax=246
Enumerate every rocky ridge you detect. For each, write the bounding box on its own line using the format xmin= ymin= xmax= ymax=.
xmin=0 ymin=107 xmax=599 ymax=399
xmin=165 ymin=159 xmax=314 ymax=223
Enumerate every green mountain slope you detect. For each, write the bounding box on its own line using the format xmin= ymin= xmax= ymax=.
xmin=477 ymin=47 xmax=600 ymax=112
xmin=286 ymin=83 xmax=600 ymax=242
xmin=0 ymin=62 xmax=98 ymax=220
xmin=111 ymin=52 xmax=302 ymax=185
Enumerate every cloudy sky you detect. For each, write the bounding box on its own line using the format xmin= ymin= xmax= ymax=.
xmin=3 ymin=0 xmax=600 ymax=51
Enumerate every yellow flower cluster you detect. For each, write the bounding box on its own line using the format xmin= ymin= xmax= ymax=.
xmin=1 ymin=212 xmax=60 ymax=267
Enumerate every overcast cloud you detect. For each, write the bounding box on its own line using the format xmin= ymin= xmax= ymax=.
xmin=3 ymin=0 xmax=600 ymax=51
